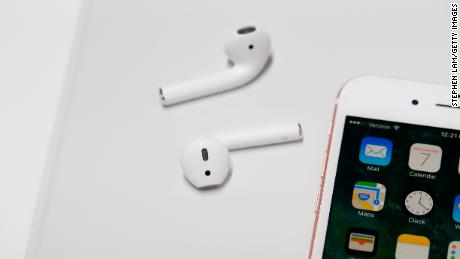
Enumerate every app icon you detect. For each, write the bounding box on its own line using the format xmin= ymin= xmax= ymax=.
xmin=404 ymin=191 xmax=434 ymax=216
xmin=448 ymin=241 xmax=460 ymax=259
xmin=352 ymin=181 xmax=386 ymax=211
xmin=408 ymin=143 xmax=442 ymax=173
xmin=346 ymin=228 xmax=378 ymax=256
xmin=359 ymin=137 xmax=393 ymax=166
xmin=395 ymin=234 xmax=430 ymax=259
xmin=454 ymin=195 xmax=460 ymax=223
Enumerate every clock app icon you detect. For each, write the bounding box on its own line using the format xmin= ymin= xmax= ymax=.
xmin=405 ymin=191 xmax=434 ymax=216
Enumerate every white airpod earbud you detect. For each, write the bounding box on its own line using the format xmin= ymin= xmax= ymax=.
xmin=159 ymin=26 xmax=272 ymax=106
xmin=181 ymin=122 xmax=303 ymax=189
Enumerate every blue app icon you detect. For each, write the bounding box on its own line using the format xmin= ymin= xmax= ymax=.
xmin=359 ymin=137 xmax=393 ymax=166
xmin=454 ymin=195 xmax=460 ymax=223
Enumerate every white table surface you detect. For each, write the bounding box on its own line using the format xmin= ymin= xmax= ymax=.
xmin=3 ymin=0 xmax=449 ymax=258
xmin=0 ymin=1 xmax=81 ymax=258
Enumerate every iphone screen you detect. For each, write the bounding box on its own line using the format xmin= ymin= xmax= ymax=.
xmin=322 ymin=116 xmax=460 ymax=258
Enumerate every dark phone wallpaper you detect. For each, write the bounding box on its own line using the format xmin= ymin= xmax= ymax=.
xmin=322 ymin=116 xmax=460 ymax=258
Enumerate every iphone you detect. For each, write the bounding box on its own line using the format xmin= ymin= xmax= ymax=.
xmin=309 ymin=76 xmax=460 ymax=258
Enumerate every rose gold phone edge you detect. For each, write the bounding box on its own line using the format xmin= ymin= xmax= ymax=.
xmin=308 ymin=76 xmax=458 ymax=258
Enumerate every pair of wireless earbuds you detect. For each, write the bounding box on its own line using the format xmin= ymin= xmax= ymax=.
xmin=159 ymin=26 xmax=303 ymax=189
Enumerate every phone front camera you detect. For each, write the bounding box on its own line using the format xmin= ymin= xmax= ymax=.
xmin=412 ymin=99 xmax=419 ymax=106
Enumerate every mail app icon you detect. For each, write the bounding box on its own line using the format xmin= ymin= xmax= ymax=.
xmin=359 ymin=137 xmax=393 ymax=166
xmin=365 ymin=144 xmax=387 ymax=158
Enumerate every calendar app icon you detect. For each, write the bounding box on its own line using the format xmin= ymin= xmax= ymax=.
xmin=408 ymin=143 xmax=442 ymax=173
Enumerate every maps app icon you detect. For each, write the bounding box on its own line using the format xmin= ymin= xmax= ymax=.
xmin=352 ymin=181 xmax=386 ymax=211
xmin=359 ymin=137 xmax=393 ymax=166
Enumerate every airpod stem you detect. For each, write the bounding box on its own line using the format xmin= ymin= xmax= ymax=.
xmin=213 ymin=122 xmax=303 ymax=150
xmin=159 ymin=67 xmax=255 ymax=106
xmin=159 ymin=26 xmax=271 ymax=106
